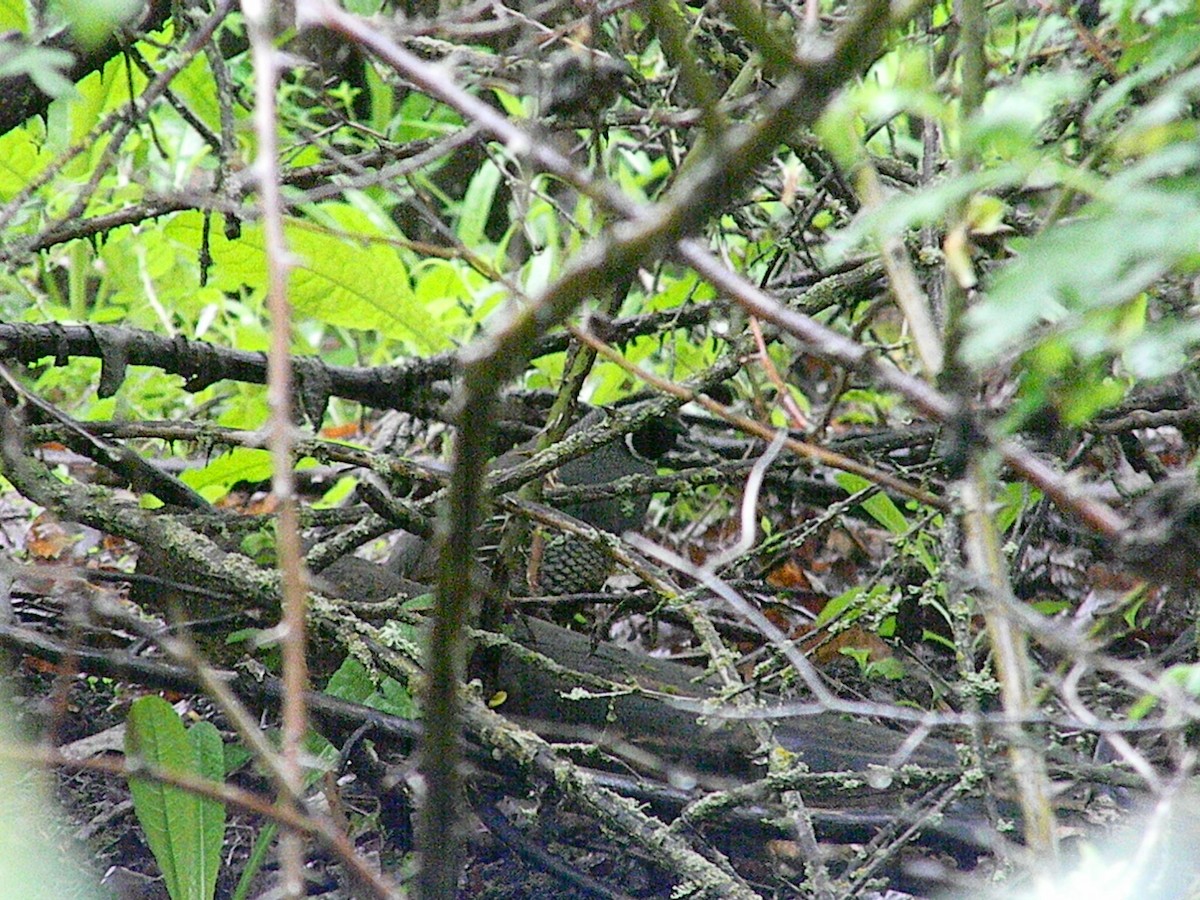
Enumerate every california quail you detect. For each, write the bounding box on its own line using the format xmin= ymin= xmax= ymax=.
xmin=128 ymin=410 xmax=677 ymax=628
xmin=386 ymin=408 xmax=678 ymax=593
xmin=536 ymin=536 xmax=611 ymax=595
xmin=511 ymin=410 xmax=677 ymax=594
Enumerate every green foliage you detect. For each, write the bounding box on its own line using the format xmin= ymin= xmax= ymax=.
xmin=812 ymin=0 xmax=1200 ymax=440
xmin=964 ymin=70 xmax=1089 ymax=163
xmin=963 ymin=185 xmax=1200 ymax=375
xmin=0 ymin=19 xmax=500 ymax=424
xmin=179 ymin=448 xmax=273 ymax=501
xmin=165 ymin=209 xmax=440 ymax=352
xmin=7 ymin=2 xmax=1200 ymax=887
xmin=1129 ymin=658 xmax=1200 ymax=722
xmin=52 ymin=0 xmax=143 ymax=49
xmin=839 ymin=647 xmax=905 ymax=682
xmin=125 ymin=697 xmax=227 ymax=900
xmin=457 ymin=158 xmax=503 ymax=247
xmin=814 ymin=583 xmax=894 ymax=631
xmin=813 ymin=584 xmax=864 ymax=629
xmin=326 ymin=654 xmax=419 ymax=719
xmin=995 ymin=482 xmax=1040 ymax=534
xmin=324 ymin=596 xmax=429 ymax=719
xmin=962 ymin=7 xmax=1200 ymax=425
xmin=0 ymin=2 xmax=740 ymax=426
xmin=835 ymin=473 xmax=909 ymax=536
xmin=0 ymin=0 xmax=27 ymax=31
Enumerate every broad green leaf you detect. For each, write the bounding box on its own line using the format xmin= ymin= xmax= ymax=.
xmin=70 ymin=53 xmax=144 ymax=147
xmin=126 ymin=696 xmax=226 ymax=900
xmin=403 ymin=593 xmax=436 ymax=611
xmin=170 ymin=53 xmax=225 ymax=139
xmin=370 ymin=676 xmax=419 ymax=719
xmin=963 ymin=69 xmax=1087 ymax=160
xmin=995 ymin=482 xmax=1038 ymax=533
xmin=829 ymin=168 xmax=1010 ymax=257
xmin=126 ymin=697 xmax=191 ymax=900
xmin=489 ymin=86 xmax=529 ymax=118
xmin=964 ymin=194 xmax=1008 ymax=234
xmin=327 ymin=654 xmax=420 ymax=717
xmin=285 ymin=218 xmax=428 ymax=348
xmin=411 ymin=257 xmax=484 ymax=335
xmin=392 ymin=91 xmax=463 ymax=142
xmin=840 ymin=648 xmax=905 ymax=681
xmin=1031 ymin=599 xmax=1070 ymax=616
xmin=165 ymin=210 xmax=440 ymax=352
xmin=522 ymin=245 xmax=559 ymax=295
xmin=317 ymin=474 xmax=358 ymax=508
xmin=180 ymin=448 xmax=273 ymax=501
xmin=963 ymin=186 xmax=1200 ymax=366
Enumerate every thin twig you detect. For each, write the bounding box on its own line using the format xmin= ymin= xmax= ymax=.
xmin=238 ymin=3 xmax=312 ymax=892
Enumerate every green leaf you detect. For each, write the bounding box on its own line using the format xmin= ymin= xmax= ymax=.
xmin=0 ymin=0 xmax=28 ymax=31
xmin=55 ymin=0 xmax=143 ymax=49
xmin=170 ymin=53 xmax=224 ymax=140
xmin=164 ymin=209 xmax=439 ymax=352
xmin=0 ymin=128 xmax=55 ymax=200
xmin=1126 ymin=692 xmax=1156 ymax=722
xmin=411 ymin=257 xmax=489 ymax=334
xmin=402 ymin=592 xmax=436 ymax=611
xmin=187 ymin=723 xmax=227 ymax=900
xmin=995 ymin=482 xmax=1038 ymax=533
xmin=922 ymin=629 xmax=956 ymax=651
xmin=488 ymin=86 xmax=528 ymax=118
xmin=1030 ymin=598 xmax=1070 ymax=616
xmin=1122 ymin=588 xmax=1148 ymax=628
xmin=813 ymin=585 xmax=863 ymax=628
xmin=457 ymin=158 xmax=502 ymax=246
xmin=231 ymin=819 xmax=278 ymax=900
xmin=963 ymin=69 xmax=1088 ymax=160
xmin=370 ymin=676 xmax=419 ymax=718
xmin=964 ymin=185 xmax=1200 ymax=367
xmin=864 ymin=655 xmax=906 ymax=681
xmin=126 ymin=696 xmax=226 ymax=900
xmin=180 ymin=448 xmax=273 ymax=502
xmin=126 ymin=698 xmax=191 ymax=900
xmin=835 ymin=473 xmax=909 ymax=535
xmin=317 ymin=475 xmax=358 ymax=508
xmin=326 ymin=655 xmax=420 ymax=717
xmin=285 ymin=210 xmax=427 ymax=348
xmin=831 ymin=169 xmax=1009 ymax=257
xmin=325 ymin=656 xmax=376 ymax=704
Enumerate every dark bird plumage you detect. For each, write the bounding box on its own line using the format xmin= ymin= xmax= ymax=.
xmin=519 ymin=409 xmax=676 ymax=594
